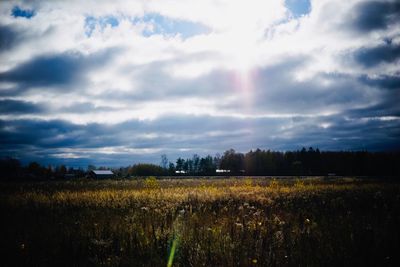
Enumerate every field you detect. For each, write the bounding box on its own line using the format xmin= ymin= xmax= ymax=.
xmin=0 ymin=177 xmax=399 ymax=266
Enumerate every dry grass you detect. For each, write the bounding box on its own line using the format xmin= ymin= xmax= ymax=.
xmin=1 ymin=177 xmax=399 ymax=266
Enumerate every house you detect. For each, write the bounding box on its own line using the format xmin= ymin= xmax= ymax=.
xmin=89 ymin=170 xmax=114 ymax=179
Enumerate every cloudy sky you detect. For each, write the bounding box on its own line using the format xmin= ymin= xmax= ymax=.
xmin=0 ymin=0 xmax=399 ymax=167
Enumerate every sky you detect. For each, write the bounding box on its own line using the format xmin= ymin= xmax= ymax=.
xmin=0 ymin=0 xmax=399 ymax=167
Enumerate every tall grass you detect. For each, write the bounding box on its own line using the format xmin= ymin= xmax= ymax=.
xmin=0 ymin=178 xmax=399 ymax=266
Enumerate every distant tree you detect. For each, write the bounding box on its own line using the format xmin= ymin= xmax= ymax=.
xmin=46 ymin=165 xmax=54 ymax=179
xmin=28 ymin=162 xmax=41 ymax=173
xmin=26 ymin=162 xmax=49 ymax=180
xmin=60 ymin=165 xmax=67 ymax=174
xmin=114 ymin=166 xmax=130 ymax=178
xmin=186 ymin=158 xmax=193 ymax=174
xmin=168 ymin=162 xmax=175 ymax=175
xmin=291 ymin=161 xmax=303 ymax=176
xmin=55 ymin=165 xmax=67 ymax=179
xmin=176 ymin=158 xmax=184 ymax=172
xmin=213 ymin=153 xmax=221 ymax=169
xmin=87 ymin=164 xmax=96 ymax=171
xmin=220 ymin=149 xmax=244 ymax=174
xmin=0 ymin=158 xmax=22 ymax=181
xmin=183 ymin=159 xmax=190 ymax=173
xmin=199 ymin=155 xmax=215 ymax=175
xmin=129 ymin=163 xmax=164 ymax=176
xmin=160 ymin=154 xmax=168 ymax=170
xmin=192 ymin=154 xmax=200 ymax=174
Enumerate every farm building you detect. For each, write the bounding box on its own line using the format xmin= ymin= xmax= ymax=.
xmin=89 ymin=170 xmax=114 ymax=179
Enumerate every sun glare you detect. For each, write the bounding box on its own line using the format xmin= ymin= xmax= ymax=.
xmin=213 ymin=0 xmax=283 ymax=72
xmin=219 ymin=5 xmax=261 ymax=72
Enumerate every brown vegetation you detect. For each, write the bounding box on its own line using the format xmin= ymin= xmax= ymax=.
xmin=0 ymin=177 xmax=399 ymax=266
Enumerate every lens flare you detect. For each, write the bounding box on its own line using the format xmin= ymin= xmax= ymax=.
xmin=231 ymin=68 xmax=258 ymax=114
xmin=167 ymin=236 xmax=178 ymax=267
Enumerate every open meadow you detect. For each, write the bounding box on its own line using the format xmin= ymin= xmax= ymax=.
xmin=1 ymin=177 xmax=399 ymax=266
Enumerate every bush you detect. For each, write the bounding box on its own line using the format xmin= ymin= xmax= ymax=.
xmin=129 ymin=164 xmax=164 ymax=176
xmin=144 ymin=176 xmax=160 ymax=189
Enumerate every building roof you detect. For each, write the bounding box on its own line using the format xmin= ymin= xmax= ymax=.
xmin=92 ymin=170 xmax=114 ymax=175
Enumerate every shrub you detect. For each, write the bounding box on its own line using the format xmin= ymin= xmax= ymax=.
xmin=144 ymin=176 xmax=160 ymax=189
xmin=129 ymin=164 xmax=164 ymax=176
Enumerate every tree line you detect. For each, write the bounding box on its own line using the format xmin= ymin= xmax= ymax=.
xmin=150 ymin=148 xmax=399 ymax=176
xmin=1 ymin=147 xmax=399 ymax=181
xmin=0 ymin=159 xmax=86 ymax=181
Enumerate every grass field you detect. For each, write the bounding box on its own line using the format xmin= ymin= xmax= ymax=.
xmin=0 ymin=177 xmax=399 ymax=266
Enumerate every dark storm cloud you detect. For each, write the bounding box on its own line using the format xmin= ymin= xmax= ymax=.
xmin=0 ymin=25 xmax=20 ymax=51
xmin=213 ymin=59 xmax=368 ymax=114
xmin=101 ymin=56 xmax=308 ymax=113
xmin=1 ymin=109 xmax=400 ymax=166
xmin=351 ymin=0 xmax=400 ymax=32
xmin=0 ymin=119 xmax=81 ymax=148
xmin=264 ymin=114 xmax=400 ymax=151
xmin=346 ymin=100 xmax=400 ymax=118
xmin=359 ymin=75 xmax=400 ymax=89
xmin=3 ymin=54 xmax=83 ymax=86
xmin=0 ymin=23 xmax=41 ymax=53
xmin=0 ymin=99 xmax=44 ymax=114
xmin=354 ymin=43 xmax=400 ymax=67
xmin=0 ymin=48 xmax=119 ymax=93
xmin=327 ymin=116 xmax=400 ymax=150
xmin=100 ymin=54 xmax=394 ymax=118
xmin=0 ymin=116 xmax=279 ymax=165
xmin=1 ymin=53 xmax=81 ymax=86
xmin=0 ymin=100 xmax=117 ymax=116
xmin=1 ymin=52 xmax=398 ymax=166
